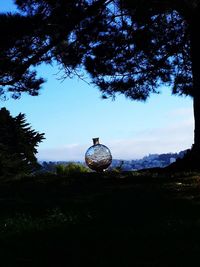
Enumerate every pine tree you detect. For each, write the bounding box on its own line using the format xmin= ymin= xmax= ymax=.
xmin=0 ymin=108 xmax=44 ymax=177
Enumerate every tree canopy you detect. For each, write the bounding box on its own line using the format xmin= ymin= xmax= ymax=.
xmin=0 ymin=0 xmax=195 ymax=100
xmin=0 ymin=108 xmax=44 ymax=176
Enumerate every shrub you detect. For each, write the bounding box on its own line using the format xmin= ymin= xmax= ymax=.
xmin=56 ymin=163 xmax=89 ymax=176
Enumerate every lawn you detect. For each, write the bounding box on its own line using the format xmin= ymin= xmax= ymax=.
xmin=1 ymin=170 xmax=200 ymax=266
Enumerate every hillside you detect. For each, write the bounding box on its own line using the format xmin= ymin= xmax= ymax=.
xmin=40 ymin=149 xmax=188 ymax=172
xmin=0 ymin=170 xmax=200 ymax=266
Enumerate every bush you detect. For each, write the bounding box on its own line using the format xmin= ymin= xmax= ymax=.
xmin=56 ymin=163 xmax=90 ymax=176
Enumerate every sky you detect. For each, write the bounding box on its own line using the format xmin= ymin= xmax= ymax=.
xmin=0 ymin=1 xmax=194 ymax=161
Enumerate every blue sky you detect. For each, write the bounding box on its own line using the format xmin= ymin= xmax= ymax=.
xmin=0 ymin=0 xmax=194 ymax=161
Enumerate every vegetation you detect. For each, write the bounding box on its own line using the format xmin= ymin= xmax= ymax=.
xmin=0 ymin=108 xmax=44 ymax=177
xmin=0 ymin=1 xmax=200 ymax=163
xmin=1 ymin=170 xmax=200 ymax=266
xmin=56 ymin=162 xmax=90 ymax=175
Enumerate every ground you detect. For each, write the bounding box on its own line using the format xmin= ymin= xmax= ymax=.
xmin=1 ymin=170 xmax=200 ymax=266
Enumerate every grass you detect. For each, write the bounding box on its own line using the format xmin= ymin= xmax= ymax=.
xmin=1 ymin=170 xmax=200 ymax=266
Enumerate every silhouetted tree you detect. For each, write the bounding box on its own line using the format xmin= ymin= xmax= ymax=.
xmin=0 ymin=108 xmax=44 ymax=176
xmin=0 ymin=1 xmax=199 ymax=163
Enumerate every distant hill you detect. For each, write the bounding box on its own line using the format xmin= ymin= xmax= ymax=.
xmin=111 ymin=149 xmax=188 ymax=171
xmin=39 ymin=150 xmax=188 ymax=172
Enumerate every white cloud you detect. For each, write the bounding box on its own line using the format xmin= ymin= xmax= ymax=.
xmin=37 ymin=122 xmax=193 ymax=161
xmin=37 ymin=107 xmax=194 ymax=161
xmin=108 ymin=112 xmax=194 ymax=159
xmin=37 ymin=144 xmax=88 ymax=161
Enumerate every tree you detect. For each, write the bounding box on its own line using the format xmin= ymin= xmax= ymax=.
xmin=0 ymin=108 xmax=44 ymax=176
xmin=0 ymin=1 xmax=199 ymax=164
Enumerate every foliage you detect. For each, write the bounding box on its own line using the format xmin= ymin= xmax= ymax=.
xmin=56 ymin=162 xmax=90 ymax=176
xmin=0 ymin=107 xmax=45 ymax=177
xmin=0 ymin=0 xmax=196 ymax=99
xmin=41 ymin=161 xmax=58 ymax=172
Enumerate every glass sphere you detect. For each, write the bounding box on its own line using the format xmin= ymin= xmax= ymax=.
xmin=85 ymin=141 xmax=112 ymax=171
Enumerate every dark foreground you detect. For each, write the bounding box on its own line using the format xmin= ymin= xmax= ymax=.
xmin=1 ymin=170 xmax=200 ymax=266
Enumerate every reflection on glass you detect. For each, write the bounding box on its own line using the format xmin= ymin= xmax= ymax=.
xmin=85 ymin=138 xmax=112 ymax=171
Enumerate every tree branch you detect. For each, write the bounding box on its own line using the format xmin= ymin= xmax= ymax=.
xmin=0 ymin=0 xmax=114 ymax=87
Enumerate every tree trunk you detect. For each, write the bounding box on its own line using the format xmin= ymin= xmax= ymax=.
xmin=190 ymin=11 xmax=200 ymax=154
